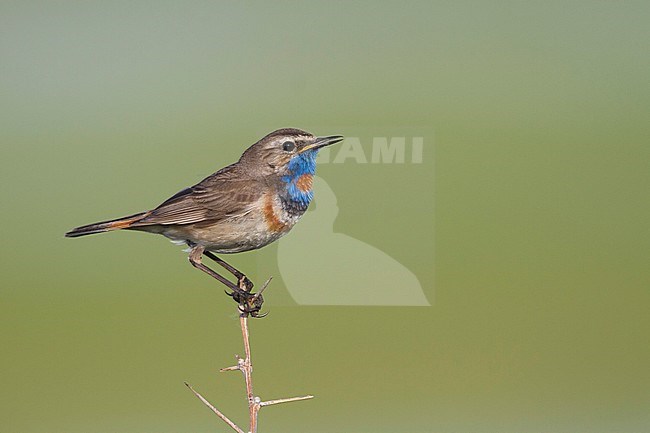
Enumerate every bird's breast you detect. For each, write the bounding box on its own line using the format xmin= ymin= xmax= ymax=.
xmin=262 ymin=189 xmax=310 ymax=234
xmin=294 ymin=173 xmax=313 ymax=193
xmin=262 ymin=192 xmax=290 ymax=233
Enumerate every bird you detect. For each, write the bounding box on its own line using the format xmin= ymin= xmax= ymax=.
xmin=65 ymin=128 xmax=343 ymax=314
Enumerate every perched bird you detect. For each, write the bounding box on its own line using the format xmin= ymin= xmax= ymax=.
xmin=65 ymin=128 xmax=343 ymax=313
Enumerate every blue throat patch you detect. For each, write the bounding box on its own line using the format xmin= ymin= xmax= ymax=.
xmin=281 ymin=149 xmax=317 ymax=206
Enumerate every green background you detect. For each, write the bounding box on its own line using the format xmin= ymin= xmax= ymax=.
xmin=1 ymin=1 xmax=649 ymax=432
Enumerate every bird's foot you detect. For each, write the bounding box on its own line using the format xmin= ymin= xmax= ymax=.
xmin=224 ymin=274 xmax=265 ymax=318
xmin=225 ymin=288 xmax=266 ymax=318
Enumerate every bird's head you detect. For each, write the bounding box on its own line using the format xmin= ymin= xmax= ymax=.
xmin=240 ymin=128 xmax=343 ymax=178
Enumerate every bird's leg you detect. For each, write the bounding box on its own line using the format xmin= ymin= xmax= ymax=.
xmin=203 ymin=251 xmax=265 ymax=316
xmin=203 ymin=251 xmax=254 ymax=292
xmin=189 ymin=246 xmax=264 ymax=317
xmin=188 ymin=246 xmax=241 ymax=293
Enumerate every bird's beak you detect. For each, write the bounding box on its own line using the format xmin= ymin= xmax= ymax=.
xmin=299 ymin=135 xmax=344 ymax=153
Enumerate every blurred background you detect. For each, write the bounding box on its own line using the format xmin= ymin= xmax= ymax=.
xmin=1 ymin=1 xmax=649 ymax=432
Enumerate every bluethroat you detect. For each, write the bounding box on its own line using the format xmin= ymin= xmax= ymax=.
xmin=65 ymin=128 xmax=343 ymax=315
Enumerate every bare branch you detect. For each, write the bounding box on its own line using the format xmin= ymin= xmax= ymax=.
xmin=260 ymin=395 xmax=315 ymax=407
xmin=239 ymin=315 xmax=258 ymax=433
xmin=186 ymin=275 xmax=313 ymax=432
xmin=219 ymin=364 xmax=240 ymax=372
xmin=184 ymin=382 xmax=244 ymax=433
xmin=220 ymin=355 xmax=244 ymax=373
xmin=251 ymin=276 xmax=273 ymax=303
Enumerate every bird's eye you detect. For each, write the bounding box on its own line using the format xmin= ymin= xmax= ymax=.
xmin=282 ymin=141 xmax=296 ymax=152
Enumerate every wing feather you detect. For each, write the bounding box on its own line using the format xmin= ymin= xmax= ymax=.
xmin=133 ymin=164 xmax=264 ymax=226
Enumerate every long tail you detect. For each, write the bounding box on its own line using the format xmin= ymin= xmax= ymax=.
xmin=65 ymin=211 xmax=150 ymax=238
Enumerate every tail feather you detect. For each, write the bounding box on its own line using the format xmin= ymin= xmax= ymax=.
xmin=65 ymin=212 xmax=149 ymax=238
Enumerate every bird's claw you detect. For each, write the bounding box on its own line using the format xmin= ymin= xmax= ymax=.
xmin=225 ymin=287 xmax=266 ymax=318
xmin=237 ymin=302 xmax=268 ymax=318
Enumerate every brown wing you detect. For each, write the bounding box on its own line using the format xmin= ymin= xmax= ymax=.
xmin=134 ymin=164 xmax=264 ymax=226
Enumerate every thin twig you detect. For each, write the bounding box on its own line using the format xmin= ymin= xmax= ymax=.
xmin=184 ymin=382 xmax=244 ymax=433
xmin=260 ymin=395 xmax=315 ymax=407
xmin=251 ymin=276 xmax=273 ymax=303
xmin=220 ymin=355 xmax=244 ymax=373
xmin=239 ymin=315 xmax=257 ymax=433
xmin=187 ymin=276 xmax=313 ymax=432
